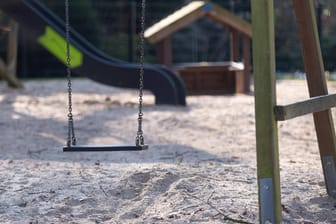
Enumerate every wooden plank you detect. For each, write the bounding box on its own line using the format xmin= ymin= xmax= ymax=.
xmin=174 ymin=61 xmax=244 ymax=71
xmin=293 ymin=0 xmax=336 ymax=197
xmin=144 ymin=1 xmax=206 ymax=43
xmin=205 ymin=2 xmax=252 ymax=37
xmin=252 ymin=0 xmax=282 ymax=223
xmin=176 ymin=67 xmax=237 ymax=95
xmin=275 ymin=94 xmax=336 ymax=121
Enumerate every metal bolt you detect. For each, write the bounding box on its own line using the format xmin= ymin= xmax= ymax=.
xmin=326 ymin=161 xmax=332 ymax=166
xmin=264 ymin=185 xmax=269 ymax=190
xmin=265 ymin=220 xmax=272 ymax=224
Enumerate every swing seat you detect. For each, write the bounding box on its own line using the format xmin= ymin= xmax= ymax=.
xmin=63 ymin=144 xmax=148 ymax=152
xmin=62 ymin=0 xmax=147 ymax=154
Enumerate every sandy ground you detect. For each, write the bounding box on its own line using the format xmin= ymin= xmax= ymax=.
xmin=0 ymin=79 xmax=336 ymax=223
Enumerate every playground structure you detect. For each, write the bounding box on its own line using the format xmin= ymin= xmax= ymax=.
xmin=0 ymin=0 xmax=186 ymax=106
xmin=145 ymin=1 xmax=252 ymax=95
xmin=253 ymin=0 xmax=336 ymax=223
xmin=174 ymin=61 xmax=245 ymax=95
xmin=0 ymin=0 xmax=336 ymax=223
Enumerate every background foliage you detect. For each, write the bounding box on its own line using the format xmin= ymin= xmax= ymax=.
xmin=0 ymin=0 xmax=335 ymax=77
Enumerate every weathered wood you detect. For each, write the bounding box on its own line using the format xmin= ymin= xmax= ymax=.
xmin=205 ymin=2 xmax=252 ymax=37
xmin=0 ymin=19 xmax=22 ymax=88
xmin=242 ymin=35 xmax=251 ymax=93
xmin=156 ymin=36 xmax=173 ymax=68
xmin=144 ymin=1 xmax=252 ymax=44
xmin=7 ymin=20 xmax=19 ymax=80
xmin=174 ymin=61 xmax=243 ymax=95
xmin=252 ymin=0 xmax=282 ymax=223
xmin=275 ymin=94 xmax=336 ymax=121
xmin=230 ymin=30 xmax=240 ymax=61
xmin=293 ymin=0 xmax=336 ymax=197
xmin=0 ymin=64 xmax=22 ymax=88
xmin=144 ymin=1 xmax=206 ymax=44
xmin=174 ymin=61 xmax=244 ymax=71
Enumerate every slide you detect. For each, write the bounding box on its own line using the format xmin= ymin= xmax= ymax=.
xmin=0 ymin=0 xmax=186 ymax=105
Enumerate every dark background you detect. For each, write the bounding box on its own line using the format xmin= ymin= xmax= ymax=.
xmin=0 ymin=0 xmax=335 ymax=78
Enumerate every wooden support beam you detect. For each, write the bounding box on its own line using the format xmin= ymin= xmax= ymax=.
xmin=145 ymin=1 xmax=252 ymax=44
xmin=144 ymin=1 xmax=206 ymax=44
xmin=293 ymin=0 xmax=336 ymax=197
xmin=230 ymin=30 xmax=243 ymax=93
xmin=0 ymin=19 xmax=22 ymax=88
xmin=156 ymin=36 xmax=173 ymax=68
xmin=275 ymin=94 xmax=336 ymax=121
xmin=242 ymin=35 xmax=251 ymax=93
xmin=230 ymin=30 xmax=240 ymax=61
xmin=205 ymin=2 xmax=252 ymax=37
xmin=0 ymin=64 xmax=22 ymax=88
xmin=252 ymin=0 xmax=282 ymax=223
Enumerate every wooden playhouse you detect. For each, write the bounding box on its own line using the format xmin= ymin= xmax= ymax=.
xmin=145 ymin=1 xmax=252 ymax=95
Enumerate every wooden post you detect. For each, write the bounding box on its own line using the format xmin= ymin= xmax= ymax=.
xmin=0 ymin=19 xmax=22 ymax=88
xmin=156 ymin=36 xmax=173 ymax=68
xmin=252 ymin=0 xmax=282 ymax=223
xmin=242 ymin=35 xmax=251 ymax=93
xmin=230 ymin=29 xmax=240 ymax=61
xmin=293 ymin=0 xmax=336 ymax=197
xmin=230 ymin=30 xmax=242 ymax=93
xmin=7 ymin=20 xmax=18 ymax=78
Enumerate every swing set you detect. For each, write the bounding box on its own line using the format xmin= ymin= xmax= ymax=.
xmin=62 ymin=0 xmax=148 ymax=152
xmin=253 ymin=0 xmax=336 ymax=223
xmin=54 ymin=0 xmax=336 ymax=222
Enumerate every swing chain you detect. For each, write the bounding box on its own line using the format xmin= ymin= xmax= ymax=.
xmin=65 ymin=0 xmax=76 ymax=146
xmin=136 ymin=0 xmax=146 ymax=146
xmin=64 ymin=0 xmax=145 ymax=147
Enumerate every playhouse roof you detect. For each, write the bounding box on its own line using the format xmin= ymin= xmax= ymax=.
xmin=144 ymin=1 xmax=252 ymax=44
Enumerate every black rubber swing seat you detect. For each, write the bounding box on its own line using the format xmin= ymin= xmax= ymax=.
xmin=63 ymin=144 xmax=148 ymax=152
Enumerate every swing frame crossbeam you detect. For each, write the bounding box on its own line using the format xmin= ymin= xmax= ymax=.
xmin=63 ymin=144 xmax=148 ymax=152
xmin=253 ymin=0 xmax=336 ymax=223
xmin=275 ymin=93 xmax=336 ymax=121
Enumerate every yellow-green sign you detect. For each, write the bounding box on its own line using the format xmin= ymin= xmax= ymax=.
xmin=38 ymin=26 xmax=83 ymax=68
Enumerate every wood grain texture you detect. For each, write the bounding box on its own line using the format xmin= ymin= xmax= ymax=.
xmin=252 ymin=0 xmax=282 ymax=222
xmin=275 ymin=94 xmax=336 ymax=121
xmin=293 ymin=0 xmax=336 ymax=197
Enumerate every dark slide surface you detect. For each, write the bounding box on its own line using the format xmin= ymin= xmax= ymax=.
xmin=0 ymin=0 xmax=186 ymax=105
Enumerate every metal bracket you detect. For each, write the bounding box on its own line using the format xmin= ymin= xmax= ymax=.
xmin=322 ymin=156 xmax=336 ymax=197
xmin=259 ymin=178 xmax=274 ymax=224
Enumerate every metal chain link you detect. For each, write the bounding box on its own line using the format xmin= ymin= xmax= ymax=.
xmin=65 ymin=0 xmax=76 ymax=146
xmin=135 ymin=0 xmax=146 ymax=146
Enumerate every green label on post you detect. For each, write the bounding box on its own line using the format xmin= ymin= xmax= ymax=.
xmin=38 ymin=26 xmax=83 ymax=68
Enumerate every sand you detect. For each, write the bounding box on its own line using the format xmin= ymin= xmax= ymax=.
xmin=0 ymin=79 xmax=336 ymax=223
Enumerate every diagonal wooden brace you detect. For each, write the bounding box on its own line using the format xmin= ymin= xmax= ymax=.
xmin=293 ymin=0 xmax=336 ymax=198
